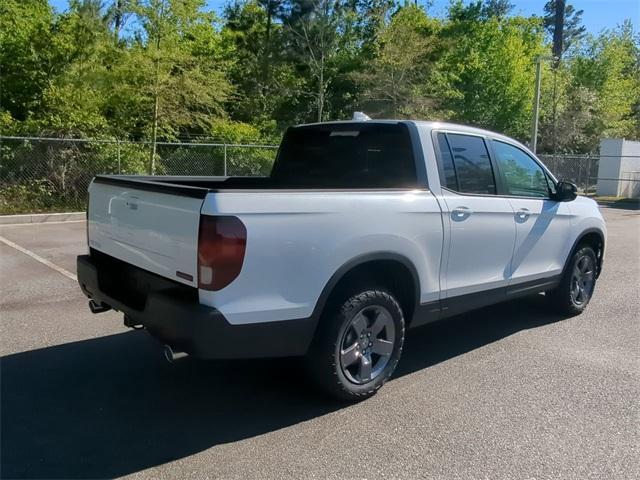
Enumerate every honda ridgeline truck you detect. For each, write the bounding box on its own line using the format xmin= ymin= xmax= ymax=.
xmin=77 ymin=120 xmax=606 ymax=400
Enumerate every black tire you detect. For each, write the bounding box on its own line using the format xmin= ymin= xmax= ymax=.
xmin=306 ymin=288 xmax=405 ymax=401
xmin=547 ymin=245 xmax=598 ymax=316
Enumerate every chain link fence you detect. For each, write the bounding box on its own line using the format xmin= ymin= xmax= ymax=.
xmin=538 ymin=153 xmax=640 ymax=198
xmin=538 ymin=154 xmax=599 ymax=195
xmin=0 ymin=137 xmax=278 ymax=214
xmin=1 ymin=136 xmax=637 ymax=214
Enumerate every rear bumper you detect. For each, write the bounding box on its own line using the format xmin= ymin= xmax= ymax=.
xmin=77 ymin=254 xmax=316 ymax=359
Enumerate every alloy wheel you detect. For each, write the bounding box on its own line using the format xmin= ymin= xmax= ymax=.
xmin=339 ymin=305 xmax=395 ymax=384
xmin=570 ymin=254 xmax=595 ymax=306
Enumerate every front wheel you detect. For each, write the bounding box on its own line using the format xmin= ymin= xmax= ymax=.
xmin=306 ymin=289 xmax=405 ymax=401
xmin=547 ymin=245 xmax=598 ymax=316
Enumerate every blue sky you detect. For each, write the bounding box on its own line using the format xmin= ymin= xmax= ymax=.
xmin=48 ymin=0 xmax=638 ymax=34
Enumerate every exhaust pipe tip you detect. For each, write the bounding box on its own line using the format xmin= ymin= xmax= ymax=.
xmin=163 ymin=344 xmax=187 ymax=363
xmin=88 ymin=299 xmax=111 ymax=314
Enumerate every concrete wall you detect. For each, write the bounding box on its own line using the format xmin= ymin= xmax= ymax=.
xmin=597 ymin=139 xmax=640 ymax=198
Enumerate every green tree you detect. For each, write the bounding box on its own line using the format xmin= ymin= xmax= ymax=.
xmin=584 ymin=22 xmax=640 ymax=142
xmin=435 ymin=3 xmax=546 ymax=140
xmin=358 ymin=4 xmax=440 ymax=117
xmin=105 ymin=0 xmax=133 ymax=42
xmin=1 ymin=0 xmax=637 ymax=158
xmin=537 ymin=22 xmax=640 ymax=153
xmin=543 ymin=0 xmax=586 ymax=59
xmin=0 ymin=0 xmax=56 ymax=124
xmin=283 ymin=0 xmax=348 ymax=122
xmin=128 ymin=0 xmax=233 ymax=171
xmin=223 ymin=1 xmax=301 ymax=127
xmin=24 ymin=0 xmax=114 ymax=137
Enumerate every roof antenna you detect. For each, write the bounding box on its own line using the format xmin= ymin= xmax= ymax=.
xmin=352 ymin=111 xmax=371 ymax=121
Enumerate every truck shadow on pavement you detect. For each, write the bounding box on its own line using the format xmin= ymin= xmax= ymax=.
xmin=1 ymin=295 xmax=564 ymax=479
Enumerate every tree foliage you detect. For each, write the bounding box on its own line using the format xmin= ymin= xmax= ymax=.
xmin=358 ymin=5 xmax=440 ymax=118
xmin=538 ymin=21 xmax=640 ymax=153
xmin=435 ymin=3 xmax=546 ymax=139
xmin=543 ymin=0 xmax=586 ymax=58
xmin=0 ymin=0 xmax=638 ymax=153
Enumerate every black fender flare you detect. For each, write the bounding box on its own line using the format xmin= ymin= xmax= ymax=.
xmin=562 ymin=228 xmax=606 ymax=278
xmin=308 ymin=251 xmax=421 ymax=329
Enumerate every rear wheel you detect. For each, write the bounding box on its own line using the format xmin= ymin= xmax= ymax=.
xmin=547 ymin=245 xmax=597 ymax=315
xmin=306 ymin=289 xmax=405 ymax=401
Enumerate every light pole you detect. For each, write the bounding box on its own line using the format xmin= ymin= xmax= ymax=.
xmin=530 ymin=56 xmax=555 ymax=154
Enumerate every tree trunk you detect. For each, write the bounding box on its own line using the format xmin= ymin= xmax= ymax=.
xmin=149 ymin=0 xmax=164 ymax=175
xmin=551 ymin=67 xmax=558 ymax=155
xmin=261 ymin=0 xmax=273 ymax=115
xmin=114 ymin=0 xmax=123 ymax=42
xmin=552 ymin=0 xmax=565 ymax=66
xmin=265 ymin=1 xmax=272 ymax=50
xmin=150 ymin=57 xmax=160 ymax=175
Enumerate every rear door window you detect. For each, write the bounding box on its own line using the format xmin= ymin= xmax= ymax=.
xmin=435 ymin=132 xmax=458 ymax=190
xmin=438 ymin=133 xmax=496 ymax=195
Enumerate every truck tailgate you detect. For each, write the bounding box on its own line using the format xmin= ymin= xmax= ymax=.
xmin=88 ymin=177 xmax=207 ymax=287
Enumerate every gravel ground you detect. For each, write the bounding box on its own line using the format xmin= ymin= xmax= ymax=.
xmin=1 ymin=207 xmax=638 ymax=480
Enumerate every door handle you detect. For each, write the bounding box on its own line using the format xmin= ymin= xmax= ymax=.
xmin=451 ymin=206 xmax=473 ymax=221
xmin=515 ymin=208 xmax=530 ymax=221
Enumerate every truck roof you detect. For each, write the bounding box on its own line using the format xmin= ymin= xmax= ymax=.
xmin=294 ymin=119 xmax=529 ymax=152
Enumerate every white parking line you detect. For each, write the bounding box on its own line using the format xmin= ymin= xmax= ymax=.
xmin=0 ymin=235 xmax=77 ymax=282
xmin=0 ymin=220 xmax=86 ymax=228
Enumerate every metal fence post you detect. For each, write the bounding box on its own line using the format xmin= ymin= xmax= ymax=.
xmin=585 ymin=155 xmax=591 ymax=195
xmin=577 ymin=157 xmax=583 ymax=192
xmin=223 ymin=144 xmax=227 ymax=176
xmin=117 ymin=139 xmax=121 ymax=174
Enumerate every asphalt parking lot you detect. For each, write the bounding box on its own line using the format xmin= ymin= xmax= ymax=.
xmin=1 ymin=207 xmax=638 ymax=480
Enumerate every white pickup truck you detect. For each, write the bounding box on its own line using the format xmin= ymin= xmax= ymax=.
xmin=78 ymin=120 xmax=606 ymax=400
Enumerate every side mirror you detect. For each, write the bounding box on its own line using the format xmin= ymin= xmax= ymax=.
xmin=553 ymin=181 xmax=577 ymax=202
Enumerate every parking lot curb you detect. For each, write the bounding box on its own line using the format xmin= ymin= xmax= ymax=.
xmin=596 ymin=200 xmax=639 ymax=210
xmin=0 ymin=211 xmax=85 ymax=225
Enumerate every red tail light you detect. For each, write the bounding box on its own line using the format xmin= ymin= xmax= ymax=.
xmin=198 ymin=215 xmax=247 ymax=291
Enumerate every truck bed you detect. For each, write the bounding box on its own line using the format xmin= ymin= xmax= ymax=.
xmin=94 ymin=175 xmax=275 ymax=197
xmin=94 ymin=174 xmax=418 ymax=194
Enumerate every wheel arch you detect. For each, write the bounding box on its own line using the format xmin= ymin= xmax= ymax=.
xmin=310 ymin=252 xmax=421 ymax=330
xmin=565 ymin=228 xmax=605 ymax=278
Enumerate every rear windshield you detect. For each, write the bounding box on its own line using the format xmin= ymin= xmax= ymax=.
xmin=271 ymin=123 xmax=418 ymax=188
